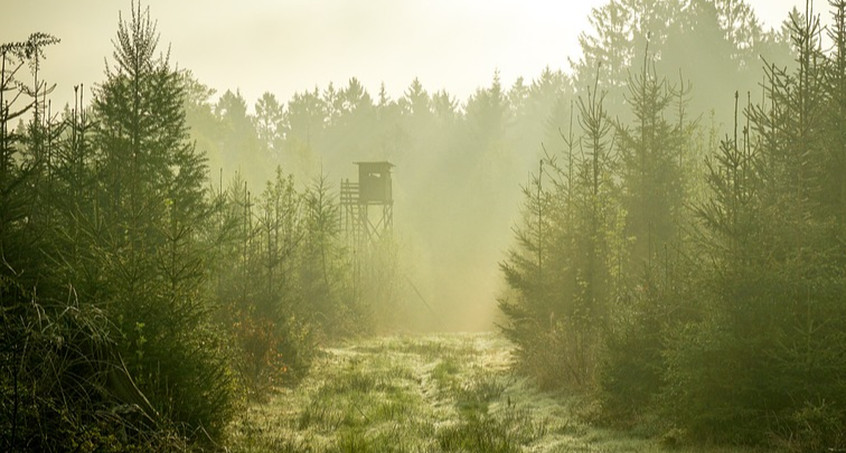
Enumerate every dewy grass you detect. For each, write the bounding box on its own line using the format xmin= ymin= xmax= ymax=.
xmin=227 ymin=332 xmax=757 ymax=452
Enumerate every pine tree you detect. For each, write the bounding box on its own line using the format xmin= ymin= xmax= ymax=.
xmin=301 ymin=173 xmax=351 ymax=333
xmin=616 ymin=57 xmax=688 ymax=269
xmin=254 ymin=91 xmax=284 ymax=159
xmin=88 ymin=2 xmax=233 ymax=441
xmin=662 ymin=5 xmax=846 ymax=446
xmin=500 ymin=74 xmax=623 ymax=389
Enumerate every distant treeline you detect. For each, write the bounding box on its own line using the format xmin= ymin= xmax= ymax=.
xmin=178 ymin=0 xmax=795 ymax=332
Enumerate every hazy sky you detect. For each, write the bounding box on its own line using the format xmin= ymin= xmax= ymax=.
xmin=1 ymin=0 xmax=829 ymax=110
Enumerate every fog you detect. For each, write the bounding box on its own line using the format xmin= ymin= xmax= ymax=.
xmin=1 ymin=0 xmax=822 ymax=333
xmin=7 ymin=0 xmax=846 ymax=450
xmin=2 ymin=0 xmax=824 ymax=110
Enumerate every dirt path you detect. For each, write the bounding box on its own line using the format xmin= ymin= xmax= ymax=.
xmin=226 ymin=332 xmax=743 ymax=452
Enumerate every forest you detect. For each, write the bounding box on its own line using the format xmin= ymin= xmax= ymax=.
xmin=2 ymin=0 xmax=846 ymax=451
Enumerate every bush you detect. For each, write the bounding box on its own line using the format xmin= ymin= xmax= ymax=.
xmin=598 ymin=307 xmax=663 ymax=425
xmin=0 ymin=277 xmax=157 ymax=452
xmin=121 ymin=317 xmax=236 ymax=443
xmin=776 ymin=400 xmax=846 ymax=453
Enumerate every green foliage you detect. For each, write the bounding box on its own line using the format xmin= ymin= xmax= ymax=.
xmin=500 ymin=74 xmax=624 ymax=391
xmin=0 ymin=3 xmax=243 ymax=449
xmin=207 ymin=165 xmax=365 ymax=397
xmin=300 ymin=174 xmax=363 ymax=335
xmin=211 ymin=170 xmax=309 ymax=394
xmin=0 ymin=279 xmax=121 ymax=452
xmin=654 ymin=6 xmax=846 ymax=448
xmin=81 ymin=3 xmax=236 ymax=443
xmin=0 ymin=31 xmax=143 ymax=453
xmin=616 ymin=61 xmax=687 ymax=267
xmin=8 ymin=0 xmax=846 ymax=450
xmin=574 ymin=0 xmax=792 ymax=125
xmin=594 ymin=54 xmax=698 ymax=428
xmin=502 ymin=3 xmax=846 ymax=450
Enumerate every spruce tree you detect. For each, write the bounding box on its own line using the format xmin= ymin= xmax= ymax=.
xmin=89 ymin=2 xmax=233 ymax=441
xmin=662 ymin=5 xmax=846 ymax=446
xmin=616 ymin=58 xmax=687 ymax=269
xmin=500 ymin=75 xmax=623 ymax=389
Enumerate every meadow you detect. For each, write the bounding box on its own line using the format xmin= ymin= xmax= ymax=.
xmin=228 ymin=333 xmax=756 ymax=452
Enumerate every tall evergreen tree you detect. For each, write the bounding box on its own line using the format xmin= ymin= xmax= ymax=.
xmin=254 ymin=91 xmax=284 ymax=159
xmin=89 ymin=2 xmax=233 ymax=441
xmin=500 ymin=75 xmax=623 ymax=389
xmin=616 ymin=58 xmax=688 ymax=268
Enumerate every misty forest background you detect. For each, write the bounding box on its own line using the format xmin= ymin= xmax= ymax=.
xmin=3 ymin=0 xmax=846 ymax=451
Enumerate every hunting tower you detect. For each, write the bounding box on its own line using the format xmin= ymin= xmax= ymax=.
xmin=341 ymin=161 xmax=394 ymax=241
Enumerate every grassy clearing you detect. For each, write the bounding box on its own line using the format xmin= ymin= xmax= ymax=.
xmin=226 ymin=332 xmax=754 ymax=452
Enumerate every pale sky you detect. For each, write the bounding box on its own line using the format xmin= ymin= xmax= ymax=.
xmin=0 ymin=0 xmax=829 ymax=111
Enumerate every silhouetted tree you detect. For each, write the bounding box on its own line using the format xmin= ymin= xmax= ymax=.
xmin=255 ymin=91 xmax=284 ymax=159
